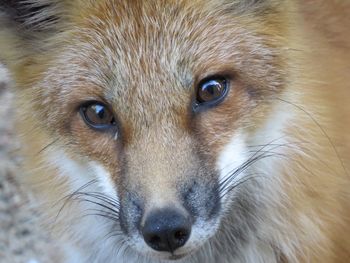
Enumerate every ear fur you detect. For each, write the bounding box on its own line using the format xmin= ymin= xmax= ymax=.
xmin=0 ymin=0 xmax=64 ymax=68
xmin=0 ymin=0 xmax=61 ymax=31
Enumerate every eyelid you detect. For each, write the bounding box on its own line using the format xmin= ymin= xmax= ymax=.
xmin=194 ymin=70 xmax=235 ymax=87
xmin=79 ymin=100 xmax=108 ymax=110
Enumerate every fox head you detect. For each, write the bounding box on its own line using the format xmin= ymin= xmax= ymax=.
xmin=0 ymin=0 xmax=295 ymax=261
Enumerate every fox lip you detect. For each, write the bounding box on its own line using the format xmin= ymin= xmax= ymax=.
xmin=168 ymin=253 xmax=188 ymax=260
xmin=151 ymin=250 xmax=192 ymax=261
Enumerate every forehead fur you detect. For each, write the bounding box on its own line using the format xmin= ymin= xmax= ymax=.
xmin=0 ymin=0 xmax=285 ymax=61
xmin=25 ymin=0 xmax=286 ymax=131
xmin=0 ymin=0 xmax=289 ymax=144
xmin=8 ymin=0 xmax=288 ymax=142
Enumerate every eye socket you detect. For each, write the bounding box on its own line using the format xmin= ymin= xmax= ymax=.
xmin=80 ymin=101 xmax=116 ymax=130
xmin=194 ymin=76 xmax=229 ymax=111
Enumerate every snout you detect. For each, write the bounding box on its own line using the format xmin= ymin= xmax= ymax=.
xmin=118 ymin=166 xmax=221 ymax=259
xmin=142 ymin=208 xmax=192 ymax=253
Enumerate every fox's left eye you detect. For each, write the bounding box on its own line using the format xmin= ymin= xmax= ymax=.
xmin=193 ymin=76 xmax=229 ymax=111
xmin=80 ymin=101 xmax=116 ymax=130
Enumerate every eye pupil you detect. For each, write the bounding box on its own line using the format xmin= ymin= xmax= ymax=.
xmin=93 ymin=105 xmax=106 ymax=119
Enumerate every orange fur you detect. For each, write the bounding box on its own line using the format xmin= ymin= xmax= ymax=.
xmin=0 ymin=1 xmax=349 ymax=262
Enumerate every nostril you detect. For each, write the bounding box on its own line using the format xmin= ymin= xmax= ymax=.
xmin=144 ymin=233 xmax=163 ymax=251
xmin=149 ymin=235 xmax=161 ymax=245
xmin=173 ymin=228 xmax=189 ymax=245
xmin=142 ymin=209 xmax=192 ymax=253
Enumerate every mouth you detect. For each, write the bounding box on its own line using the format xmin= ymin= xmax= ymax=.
xmin=167 ymin=253 xmax=188 ymax=261
xmin=145 ymin=249 xmax=193 ymax=261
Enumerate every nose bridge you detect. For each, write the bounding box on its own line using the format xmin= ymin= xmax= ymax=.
xmin=126 ymin=127 xmax=194 ymax=208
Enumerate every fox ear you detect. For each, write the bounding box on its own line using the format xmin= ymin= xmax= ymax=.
xmin=0 ymin=0 xmax=64 ymax=69
xmin=0 ymin=0 xmax=62 ymax=32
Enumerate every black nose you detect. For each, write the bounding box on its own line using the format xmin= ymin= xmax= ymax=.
xmin=142 ymin=209 xmax=192 ymax=253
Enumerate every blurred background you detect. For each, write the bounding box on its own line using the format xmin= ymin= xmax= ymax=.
xmin=0 ymin=65 xmax=59 ymax=263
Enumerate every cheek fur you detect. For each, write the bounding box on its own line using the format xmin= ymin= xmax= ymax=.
xmin=192 ymin=80 xmax=252 ymax=158
xmin=47 ymin=149 xmax=119 ymax=200
xmin=89 ymin=162 xmax=119 ymax=197
xmin=67 ymin=112 xmax=122 ymax=174
xmin=216 ymin=132 xmax=248 ymax=203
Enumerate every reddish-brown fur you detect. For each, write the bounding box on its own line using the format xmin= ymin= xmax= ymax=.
xmin=0 ymin=0 xmax=349 ymax=262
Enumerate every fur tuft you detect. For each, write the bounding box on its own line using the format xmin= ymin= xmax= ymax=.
xmin=0 ymin=0 xmax=62 ymax=32
xmin=0 ymin=0 xmax=66 ymax=75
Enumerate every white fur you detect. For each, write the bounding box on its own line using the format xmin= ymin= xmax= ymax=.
xmin=47 ymin=150 xmax=122 ymax=263
xmin=216 ymin=131 xmax=248 ymax=204
xmin=90 ymin=162 xmax=118 ymax=197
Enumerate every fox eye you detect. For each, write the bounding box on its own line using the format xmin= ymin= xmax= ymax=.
xmin=80 ymin=101 xmax=116 ymax=130
xmin=193 ymin=76 xmax=229 ymax=111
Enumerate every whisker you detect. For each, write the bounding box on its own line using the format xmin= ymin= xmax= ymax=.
xmin=54 ymin=179 xmax=98 ymax=223
xmin=276 ymin=97 xmax=348 ymax=177
xmin=74 ymin=192 xmax=120 ymax=208
xmin=37 ymin=138 xmax=60 ymax=154
xmin=246 ymin=140 xmax=309 ymax=149
xmin=218 ymin=151 xmax=283 ymax=192
xmin=76 ymin=197 xmax=120 ymax=214
xmin=83 ymin=208 xmax=120 ymax=220
xmin=82 ymin=212 xmax=119 ymax=222
xmin=219 ymin=174 xmax=262 ymax=200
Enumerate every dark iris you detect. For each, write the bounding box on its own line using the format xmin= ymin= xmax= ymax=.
xmin=194 ymin=76 xmax=229 ymax=111
xmin=80 ymin=102 xmax=116 ymax=130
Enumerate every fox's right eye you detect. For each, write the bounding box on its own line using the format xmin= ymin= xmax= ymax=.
xmin=79 ymin=101 xmax=116 ymax=130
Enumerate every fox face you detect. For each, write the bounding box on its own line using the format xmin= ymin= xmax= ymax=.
xmin=1 ymin=1 xmax=323 ymax=262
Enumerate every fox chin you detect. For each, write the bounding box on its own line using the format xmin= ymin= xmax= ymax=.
xmin=1 ymin=0 xmax=350 ymax=263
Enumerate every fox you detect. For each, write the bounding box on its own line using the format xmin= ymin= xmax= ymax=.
xmin=1 ymin=0 xmax=350 ymax=262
